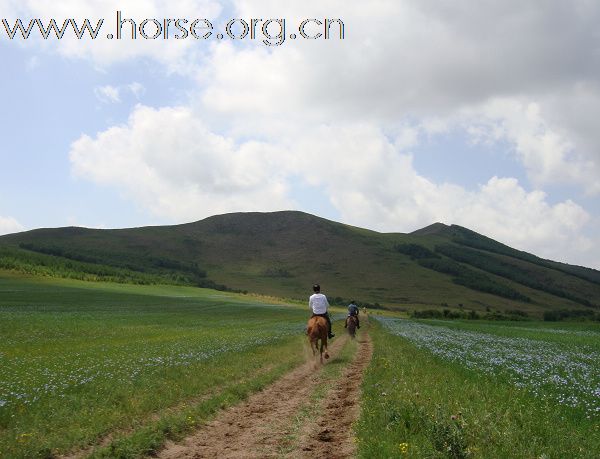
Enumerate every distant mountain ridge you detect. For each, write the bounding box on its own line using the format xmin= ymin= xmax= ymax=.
xmin=1 ymin=211 xmax=599 ymax=317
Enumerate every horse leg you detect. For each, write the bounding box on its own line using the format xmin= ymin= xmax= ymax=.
xmin=317 ymin=339 xmax=322 ymax=364
xmin=323 ymin=335 xmax=329 ymax=360
xmin=310 ymin=338 xmax=319 ymax=356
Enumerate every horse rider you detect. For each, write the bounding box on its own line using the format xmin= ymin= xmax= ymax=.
xmin=345 ymin=300 xmax=360 ymax=329
xmin=309 ymin=284 xmax=335 ymax=339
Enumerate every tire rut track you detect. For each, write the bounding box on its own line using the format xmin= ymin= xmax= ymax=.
xmin=157 ymin=322 xmax=373 ymax=459
xmin=294 ymin=331 xmax=373 ymax=459
xmin=157 ymin=336 xmax=350 ymax=459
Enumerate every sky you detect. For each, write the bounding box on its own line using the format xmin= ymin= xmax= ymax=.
xmin=1 ymin=0 xmax=599 ymax=269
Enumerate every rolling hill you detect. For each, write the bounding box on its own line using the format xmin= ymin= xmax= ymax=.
xmin=1 ymin=211 xmax=599 ymax=318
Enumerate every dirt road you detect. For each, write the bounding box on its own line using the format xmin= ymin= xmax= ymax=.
xmin=158 ymin=329 xmax=373 ymax=459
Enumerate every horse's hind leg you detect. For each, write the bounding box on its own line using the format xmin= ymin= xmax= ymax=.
xmin=323 ymin=336 xmax=329 ymax=360
xmin=319 ymin=340 xmax=324 ymax=364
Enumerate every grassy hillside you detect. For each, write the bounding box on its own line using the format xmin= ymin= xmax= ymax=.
xmin=1 ymin=211 xmax=599 ymax=317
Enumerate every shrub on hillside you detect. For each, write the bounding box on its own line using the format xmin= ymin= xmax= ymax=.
xmin=412 ymin=309 xmax=444 ymax=319
xmin=394 ymin=243 xmax=440 ymax=260
xmin=262 ymin=267 xmax=293 ymax=278
xmin=435 ymin=244 xmax=594 ymax=308
xmin=448 ymin=227 xmax=600 ymax=286
xmin=543 ymin=309 xmax=600 ymax=322
xmin=418 ymin=258 xmax=531 ymax=303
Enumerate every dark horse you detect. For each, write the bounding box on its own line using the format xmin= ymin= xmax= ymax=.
xmin=307 ymin=315 xmax=329 ymax=363
xmin=346 ymin=314 xmax=358 ymax=339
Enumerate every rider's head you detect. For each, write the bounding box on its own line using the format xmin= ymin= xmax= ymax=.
xmin=312 ymin=284 xmax=321 ymax=293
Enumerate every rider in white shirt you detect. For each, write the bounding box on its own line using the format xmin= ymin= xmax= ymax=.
xmin=309 ymin=284 xmax=335 ymax=338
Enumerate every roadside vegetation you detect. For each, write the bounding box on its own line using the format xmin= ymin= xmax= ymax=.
xmin=357 ymin=319 xmax=600 ymax=458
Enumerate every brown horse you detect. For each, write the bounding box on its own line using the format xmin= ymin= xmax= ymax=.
xmin=307 ymin=315 xmax=329 ymax=364
xmin=346 ymin=314 xmax=358 ymax=339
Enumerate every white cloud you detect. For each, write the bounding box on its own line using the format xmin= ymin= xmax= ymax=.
xmin=128 ymin=81 xmax=145 ymax=99
xmin=94 ymin=82 xmax=146 ymax=103
xmin=197 ymin=1 xmax=600 ymax=194
xmin=94 ymin=84 xmax=120 ymax=103
xmin=69 ymin=105 xmax=292 ymax=220
xmin=0 ymin=216 xmax=24 ymax=235
xmin=458 ymin=98 xmax=600 ymax=195
xmin=444 ymin=178 xmax=592 ymax=261
xmin=203 ymin=0 xmax=600 ymax=115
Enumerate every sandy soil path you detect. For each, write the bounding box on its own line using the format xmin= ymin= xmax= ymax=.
xmin=158 ymin=327 xmax=373 ymax=459
xmin=293 ymin=332 xmax=373 ymax=459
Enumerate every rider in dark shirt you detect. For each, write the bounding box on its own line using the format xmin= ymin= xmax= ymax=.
xmin=345 ymin=301 xmax=360 ymax=329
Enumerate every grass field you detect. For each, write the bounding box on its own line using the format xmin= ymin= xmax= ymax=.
xmin=2 ymin=271 xmax=600 ymax=458
xmin=357 ymin=318 xmax=600 ymax=458
xmin=0 ymin=273 xmax=311 ymax=458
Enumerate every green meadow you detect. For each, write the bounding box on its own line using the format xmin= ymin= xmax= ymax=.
xmin=1 ymin=271 xmax=599 ymax=458
xmin=0 ymin=273 xmax=310 ymax=458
